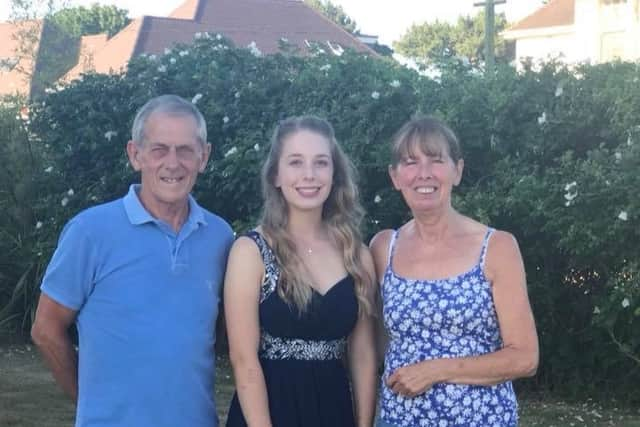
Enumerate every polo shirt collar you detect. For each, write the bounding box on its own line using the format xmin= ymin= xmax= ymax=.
xmin=123 ymin=184 xmax=207 ymax=227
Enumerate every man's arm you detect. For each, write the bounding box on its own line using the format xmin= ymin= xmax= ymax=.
xmin=31 ymin=293 xmax=79 ymax=402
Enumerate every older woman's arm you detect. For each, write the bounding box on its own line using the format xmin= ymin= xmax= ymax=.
xmin=348 ymin=247 xmax=379 ymax=427
xmin=387 ymin=231 xmax=538 ymax=397
xmin=224 ymin=237 xmax=273 ymax=427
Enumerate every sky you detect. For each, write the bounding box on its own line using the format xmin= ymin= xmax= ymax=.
xmin=0 ymin=0 xmax=546 ymax=45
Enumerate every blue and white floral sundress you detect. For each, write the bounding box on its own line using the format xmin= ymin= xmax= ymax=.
xmin=379 ymin=228 xmax=518 ymax=427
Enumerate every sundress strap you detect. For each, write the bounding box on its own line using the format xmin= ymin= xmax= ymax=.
xmin=478 ymin=227 xmax=495 ymax=268
xmin=386 ymin=230 xmax=400 ymax=269
xmin=244 ymin=230 xmax=279 ymax=303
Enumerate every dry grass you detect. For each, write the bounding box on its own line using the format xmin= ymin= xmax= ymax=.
xmin=1 ymin=343 xmax=639 ymax=427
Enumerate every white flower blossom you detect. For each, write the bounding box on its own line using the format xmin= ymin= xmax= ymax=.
xmin=247 ymin=41 xmax=262 ymax=57
xmin=169 ymin=57 xmax=176 ymax=64
xmin=618 ymin=211 xmax=628 ymax=221
xmin=621 ymin=298 xmax=630 ymax=308
xmin=44 ymin=166 xmax=53 ymax=173
xmin=615 ymin=152 xmax=622 ymax=162
xmin=564 ymin=191 xmax=577 ymax=202
xmin=224 ymin=146 xmax=238 ymax=157
xmin=627 ymin=134 xmax=633 ymax=146
xmin=253 ymin=143 xmax=260 ymax=151
xmin=148 ymin=54 xmax=156 ymax=61
xmin=371 ymin=91 xmax=380 ymax=100
xmin=555 ymin=84 xmax=564 ymax=97
xmin=61 ymin=197 xmax=69 ymax=207
xmin=192 ymin=93 xmax=203 ymax=104
xmin=164 ymin=48 xmax=172 ymax=55
xmin=157 ymin=65 xmax=167 ymax=73
xmin=319 ymin=64 xmax=331 ymax=72
xmin=194 ymin=32 xmax=202 ymax=39
xmin=67 ymin=189 xmax=74 ymax=196
xmin=223 ymin=116 xmax=230 ymax=124
xmin=35 ymin=221 xmax=43 ymax=230
xmin=216 ymin=33 xmax=222 ymax=40
xmin=374 ymin=195 xmax=382 ymax=204
xmin=234 ymin=91 xmax=241 ymax=99
xmin=179 ymin=50 xmax=189 ymax=57
xmin=390 ymin=80 xmax=401 ymax=88
xmin=104 ymin=130 xmax=117 ymax=141
xmin=564 ymin=181 xmax=577 ymax=191
xmin=537 ymin=112 xmax=547 ymax=125
xmin=593 ymin=306 xmax=600 ymax=314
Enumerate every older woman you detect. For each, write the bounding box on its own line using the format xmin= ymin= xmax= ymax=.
xmin=370 ymin=117 xmax=538 ymax=427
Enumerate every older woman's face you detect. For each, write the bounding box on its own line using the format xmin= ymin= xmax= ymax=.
xmin=389 ymin=140 xmax=463 ymax=213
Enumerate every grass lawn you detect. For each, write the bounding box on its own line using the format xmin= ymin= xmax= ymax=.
xmin=1 ymin=343 xmax=638 ymax=426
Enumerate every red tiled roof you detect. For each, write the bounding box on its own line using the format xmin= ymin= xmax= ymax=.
xmin=507 ymin=0 xmax=574 ymax=31
xmin=0 ymin=20 xmax=43 ymax=97
xmin=61 ymin=0 xmax=374 ymax=80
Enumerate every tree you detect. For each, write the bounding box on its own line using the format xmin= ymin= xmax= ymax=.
xmin=50 ymin=4 xmax=130 ymax=37
xmin=304 ymin=0 xmax=358 ymax=34
xmin=393 ymin=11 xmax=509 ymax=65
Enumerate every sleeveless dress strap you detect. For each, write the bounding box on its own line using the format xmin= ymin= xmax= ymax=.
xmin=244 ymin=230 xmax=279 ymax=303
xmin=386 ymin=230 xmax=400 ymax=269
xmin=478 ymin=228 xmax=495 ymax=268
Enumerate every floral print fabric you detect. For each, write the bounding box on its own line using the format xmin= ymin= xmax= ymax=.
xmin=380 ymin=228 xmax=518 ymax=427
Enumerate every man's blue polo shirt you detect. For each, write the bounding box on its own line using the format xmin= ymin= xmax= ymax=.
xmin=41 ymin=185 xmax=234 ymax=427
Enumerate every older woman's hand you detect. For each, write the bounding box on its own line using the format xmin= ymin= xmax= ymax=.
xmin=386 ymin=359 xmax=444 ymax=398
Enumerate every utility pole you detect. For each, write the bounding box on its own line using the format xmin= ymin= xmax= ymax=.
xmin=473 ymin=0 xmax=506 ymax=73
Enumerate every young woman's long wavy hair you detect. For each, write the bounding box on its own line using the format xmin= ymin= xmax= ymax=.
xmin=260 ymin=116 xmax=373 ymax=316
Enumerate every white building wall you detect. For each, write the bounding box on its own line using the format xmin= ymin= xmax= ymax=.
xmin=515 ymin=33 xmax=578 ymax=63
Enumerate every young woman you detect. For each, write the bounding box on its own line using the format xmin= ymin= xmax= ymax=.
xmin=224 ymin=116 xmax=377 ymax=427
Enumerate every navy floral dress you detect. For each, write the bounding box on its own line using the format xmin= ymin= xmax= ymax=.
xmin=226 ymin=231 xmax=358 ymax=427
xmin=379 ymin=228 xmax=518 ymax=427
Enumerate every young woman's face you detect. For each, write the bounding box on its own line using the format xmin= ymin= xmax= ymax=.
xmin=275 ymin=130 xmax=334 ymax=214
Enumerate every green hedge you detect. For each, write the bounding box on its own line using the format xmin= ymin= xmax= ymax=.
xmin=0 ymin=36 xmax=638 ymax=399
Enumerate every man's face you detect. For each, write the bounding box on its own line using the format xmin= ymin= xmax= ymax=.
xmin=126 ymin=112 xmax=211 ymax=214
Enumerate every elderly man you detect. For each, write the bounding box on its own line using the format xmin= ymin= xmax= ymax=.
xmin=31 ymin=95 xmax=234 ymax=427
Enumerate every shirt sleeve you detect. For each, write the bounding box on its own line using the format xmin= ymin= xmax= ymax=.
xmin=40 ymin=216 xmax=98 ymax=311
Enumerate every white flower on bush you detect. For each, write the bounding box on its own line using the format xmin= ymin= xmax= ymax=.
xmin=169 ymin=57 xmax=176 ymax=64
xmin=234 ymin=91 xmax=241 ymax=99
xmin=67 ymin=188 xmax=74 ymax=197
xmin=148 ymin=54 xmax=156 ymax=61
xmin=192 ymin=93 xmax=203 ymax=104
xmin=61 ymin=197 xmax=69 ymax=207
xmin=254 ymin=143 xmax=260 ymax=151
xmin=564 ymin=181 xmax=577 ymax=192
xmin=621 ymin=298 xmax=630 ymax=308
xmin=374 ymin=195 xmax=382 ymax=204
xmin=371 ymin=91 xmax=380 ymax=100
xmin=179 ymin=50 xmax=189 ymax=57
xmin=319 ymin=64 xmax=331 ymax=72
xmin=35 ymin=221 xmax=43 ymax=230
xmin=104 ymin=130 xmax=117 ymax=141
xmin=247 ymin=41 xmax=262 ymax=57
xmin=537 ymin=112 xmax=547 ymax=125
xmin=223 ymin=116 xmax=230 ymax=124
xmin=164 ymin=48 xmax=172 ymax=55
xmin=194 ymin=32 xmax=202 ymax=39
xmin=563 ymin=181 xmax=577 ymax=206
xmin=224 ymin=146 xmax=238 ymax=157
xmin=627 ymin=134 xmax=633 ymax=146
xmin=44 ymin=166 xmax=53 ymax=173
xmin=593 ymin=306 xmax=600 ymax=314
xmin=614 ymin=152 xmax=622 ymax=162
xmin=157 ymin=65 xmax=167 ymax=73
xmin=618 ymin=211 xmax=628 ymax=221
xmin=216 ymin=33 xmax=222 ymax=40
xmin=390 ymin=80 xmax=401 ymax=88
xmin=555 ymin=84 xmax=564 ymax=97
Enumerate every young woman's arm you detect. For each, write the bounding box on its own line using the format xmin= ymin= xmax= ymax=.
xmin=224 ymin=237 xmax=272 ymax=427
xmin=348 ymin=246 xmax=380 ymax=427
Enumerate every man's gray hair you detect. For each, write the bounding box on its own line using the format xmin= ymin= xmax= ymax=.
xmin=131 ymin=95 xmax=207 ymax=146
